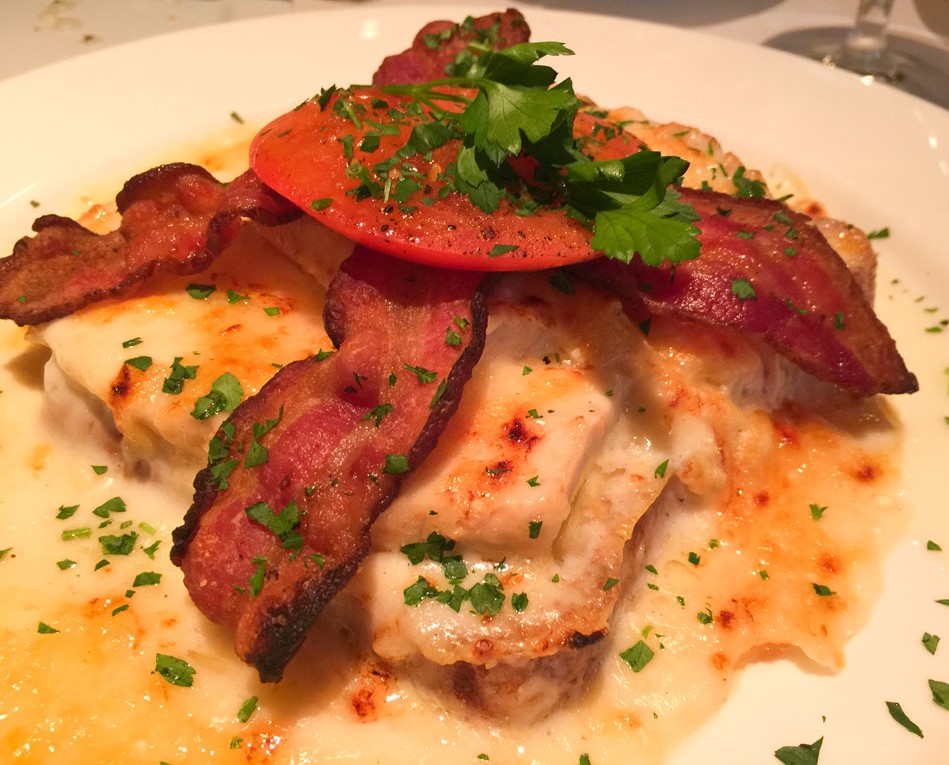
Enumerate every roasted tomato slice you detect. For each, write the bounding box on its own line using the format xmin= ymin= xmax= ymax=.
xmin=250 ymin=87 xmax=638 ymax=271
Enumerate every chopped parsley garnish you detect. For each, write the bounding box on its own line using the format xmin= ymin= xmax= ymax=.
xmin=93 ymin=496 xmax=126 ymax=518
xmin=124 ymin=355 xmax=153 ymax=372
xmin=226 ymin=289 xmax=250 ymax=304
xmin=383 ymin=454 xmax=410 ymax=475
xmin=56 ymin=504 xmax=79 ymax=520
xmin=654 ymin=459 xmax=669 ymax=479
xmin=930 ymin=679 xmax=949 ymax=711
xmin=186 ymin=283 xmax=216 ymax=300
xmin=154 ymin=653 xmax=196 ymax=687
xmin=37 ymin=622 xmax=59 ymax=634
xmin=619 ymin=640 xmax=654 ymax=673
xmin=731 ymin=278 xmax=757 ymax=301
xmin=237 ymin=695 xmax=259 ymax=723
xmin=885 ymin=700 xmax=923 ymax=737
xmin=809 ymin=503 xmax=827 ymax=521
xmin=922 ymin=632 xmax=940 ymax=655
xmin=245 ymin=500 xmax=303 ymax=550
xmin=161 ymin=356 xmax=198 ymax=395
xmin=191 ymin=372 xmax=244 ymax=420
xmin=867 ymin=227 xmax=890 ymax=240
xmin=811 ymin=583 xmax=836 ymax=597
xmin=132 ymin=571 xmax=162 ymax=587
xmin=528 ymin=520 xmax=543 ymax=539
xmin=99 ymin=531 xmax=138 ymax=556
xmin=366 ymin=42 xmax=700 ymax=266
xmin=773 ymin=737 xmax=823 ymax=765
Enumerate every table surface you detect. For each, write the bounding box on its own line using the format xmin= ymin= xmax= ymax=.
xmin=2 ymin=0 xmax=948 ymax=110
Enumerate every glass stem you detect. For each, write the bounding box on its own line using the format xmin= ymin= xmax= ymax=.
xmin=835 ymin=0 xmax=902 ymax=80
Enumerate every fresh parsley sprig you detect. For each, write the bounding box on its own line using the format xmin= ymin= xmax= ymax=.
xmin=375 ymin=41 xmax=700 ymax=266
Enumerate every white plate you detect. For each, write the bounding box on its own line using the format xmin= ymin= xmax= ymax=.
xmin=1 ymin=5 xmax=948 ymax=764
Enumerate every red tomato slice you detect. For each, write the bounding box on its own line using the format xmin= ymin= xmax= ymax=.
xmin=250 ymin=87 xmax=639 ymax=271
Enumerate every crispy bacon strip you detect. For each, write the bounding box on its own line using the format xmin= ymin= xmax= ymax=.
xmin=0 ymin=163 xmax=299 ymax=326
xmin=576 ymin=188 xmax=917 ymax=396
xmin=170 ymin=247 xmax=487 ymax=682
xmin=372 ymin=8 xmax=531 ymax=86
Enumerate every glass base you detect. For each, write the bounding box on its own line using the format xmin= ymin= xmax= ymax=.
xmin=763 ymin=26 xmax=949 ymax=110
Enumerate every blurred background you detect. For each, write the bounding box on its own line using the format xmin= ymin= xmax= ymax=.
xmin=2 ymin=0 xmax=947 ymax=106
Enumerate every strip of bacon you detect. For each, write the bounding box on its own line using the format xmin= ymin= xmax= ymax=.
xmin=170 ymin=246 xmax=487 ymax=682
xmin=372 ymin=8 xmax=531 ymax=86
xmin=575 ymin=188 xmax=918 ymax=396
xmin=0 ymin=163 xmax=299 ymax=326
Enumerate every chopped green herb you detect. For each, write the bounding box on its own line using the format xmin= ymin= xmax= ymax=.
xmin=619 ymin=640 xmax=654 ymax=672
xmin=154 ymin=653 xmax=196 ymax=688
xmin=812 ymin=583 xmax=836 ymax=597
xmin=91 ymin=464 xmax=108 ymax=475
xmin=774 ymin=737 xmax=823 ymax=765
xmin=687 ymin=551 xmax=700 ymax=566
xmin=488 ymin=244 xmax=518 ymax=258
xmin=923 ymin=632 xmax=941 ymax=655
xmin=867 ymin=227 xmax=890 ymax=240
xmin=930 ymin=679 xmax=949 ymax=711
xmin=511 ymin=592 xmax=529 ymax=612
xmin=245 ymin=500 xmax=303 ymax=550
xmin=121 ymin=337 xmax=143 ymax=348
xmin=56 ymin=504 xmax=79 ymax=520
xmin=731 ymin=278 xmax=757 ymax=301
xmin=37 ymin=622 xmax=59 ymax=634
xmin=654 ymin=459 xmax=669 ymax=479
xmin=528 ymin=520 xmax=543 ymax=539
xmin=191 ymin=372 xmax=244 ymax=420
xmin=927 ymin=540 xmax=943 ymax=551
xmin=604 ymin=577 xmax=619 ymax=590
xmin=226 ymin=289 xmax=250 ymax=304
xmin=384 ymin=454 xmax=410 ymax=475
xmin=186 ymin=283 xmax=216 ymax=300
xmin=309 ymin=197 xmax=333 ymax=211
xmin=161 ymin=357 xmax=198 ymax=395
xmin=809 ymin=503 xmax=827 ymax=521
xmin=403 ymin=364 xmax=438 ymax=384
xmin=56 ymin=559 xmax=76 ymax=570
xmin=125 ymin=355 xmax=153 ymax=372
xmin=237 ymin=695 xmax=259 ymax=723
xmin=263 ymin=306 xmax=280 ymax=317
xmin=697 ymin=606 xmax=713 ymax=625
xmin=98 ymin=529 xmax=138 ymax=555
xmin=61 ymin=527 xmax=91 ymax=541
xmin=132 ymin=571 xmax=162 ymax=587
xmin=885 ymin=700 xmax=923 ymax=737
xmin=92 ymin=496 xmax=126 ymax=518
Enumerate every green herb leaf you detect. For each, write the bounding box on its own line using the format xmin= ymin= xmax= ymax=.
xmin=191 ymin=372 xmax=244 ymax=420
xmin=245 ymin=500 xmax=303 ymax=550
xmin=154 ymin=653 xmax=196 ymax=688
xmin=773 ymin=737 xmax=823 ymax=765
xmin=930 ymin=679 xmax=949 ymax=711
xmin=186 ymin=283 xmax=216 ymax=300
xmin=619 ymin=640 xmax=654 ymax=673
xmin=237 ymin=695 xmax=259 ymax=723
xmin=132 ymin=571 xmax=162 ymax=587
xmin=886 ymin=700 xmax=923 ymax=737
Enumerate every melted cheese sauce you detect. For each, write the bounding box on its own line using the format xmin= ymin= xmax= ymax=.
xmin=0 ymin=124 xmax=910 ymax=764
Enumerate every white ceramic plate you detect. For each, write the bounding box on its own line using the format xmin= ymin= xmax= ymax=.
xmin=1 ymin=5 xmax=948 ymax=764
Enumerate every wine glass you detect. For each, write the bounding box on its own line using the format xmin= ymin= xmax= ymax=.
xmin=823 ymin=0 xmax=901 ymax=80
xmin=762 ymin=0 xmax=949 ymax=108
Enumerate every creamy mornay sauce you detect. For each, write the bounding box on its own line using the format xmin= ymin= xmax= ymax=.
xmin=0 ymin=126 xmax=919 ymax=765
